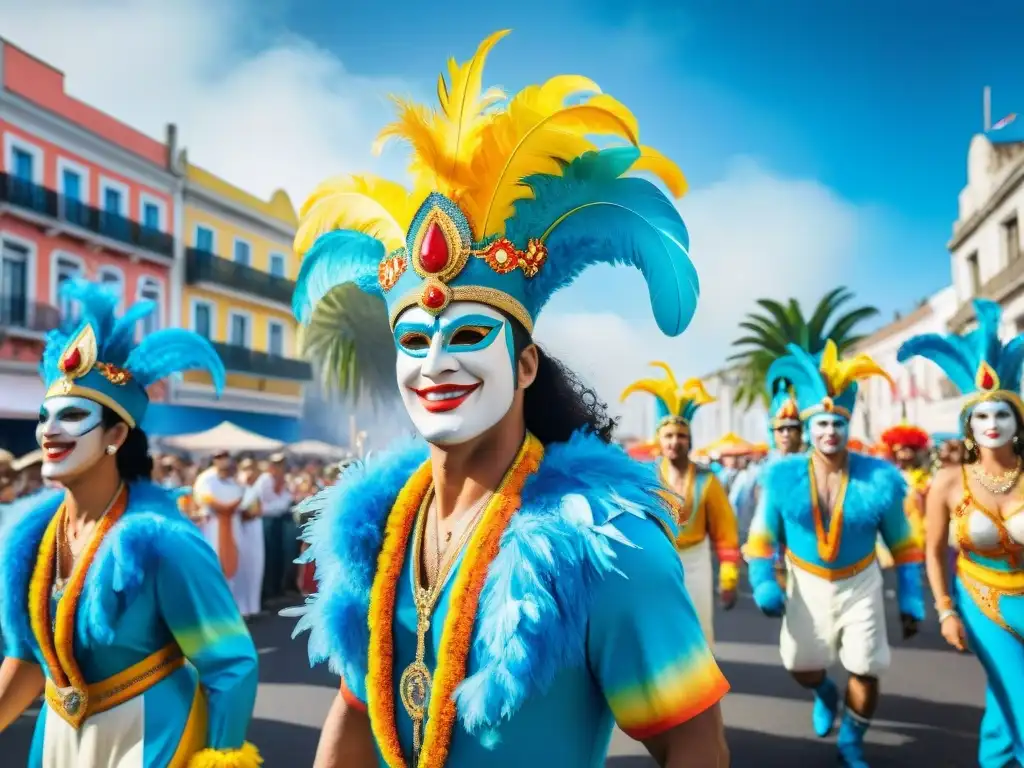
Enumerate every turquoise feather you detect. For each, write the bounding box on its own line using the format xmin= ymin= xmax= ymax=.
xmin=507 ymin=147 xmax=698 ymax=336
xmin=292 ymin=230 xmax=385 ymax=325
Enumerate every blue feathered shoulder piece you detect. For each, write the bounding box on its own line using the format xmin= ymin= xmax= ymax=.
xmin=293 ymin=429 xmax=675 ymax=746
xmin=0 ymin=481 xmax=212 ymax=654
xmin=898 ymin=298 xmax=1024 ymax=419
xmin=290 ymin=30 xmax=697 ymax=397
xmin=762 ymin=451 xmax=904 ymax=530
xmin=40 ymin=279 xmax=225 ymax=427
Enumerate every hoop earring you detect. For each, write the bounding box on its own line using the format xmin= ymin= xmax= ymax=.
xmin=105 ymin=445 xmax=117 ymax=455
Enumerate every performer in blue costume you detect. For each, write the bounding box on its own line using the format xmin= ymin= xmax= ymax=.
xmin=898 ymin=298 xmax=1024 ymax=768
xmin=292 ymin=29 xmax=729 ymax=768
xmin=745 ymin=340 xmax=925 ymax=768
xmin=0 ymin=280 xmax=261 ymax=768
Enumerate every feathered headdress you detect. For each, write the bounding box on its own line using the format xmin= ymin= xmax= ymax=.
xmin=620 ymin=362 xmax=714 ymax=436
xmin=41 ymin=280 xmax=225 ymax=428
xmin=766 ymin=340 xmax=892 ymax=420
xmin=292 ymin=30 xmax=697 ymax=390
xmin=897 ymin=298 xmax=1024 ymax=422
xmin=879 ymin=422 xmax=930 ymax=451
xmin=765 ymin=373 xmax=801 ymax=446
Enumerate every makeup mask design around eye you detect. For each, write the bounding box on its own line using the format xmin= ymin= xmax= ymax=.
xmin=969 ymin=399 xmax=1019 ymax=449
xmin=36 ymin=395 xmax=107 ymax=482
xmin=394 ymin=302 xmax=516 ymax=445
xmin=808 ymin=413 xmax=849 ymax=455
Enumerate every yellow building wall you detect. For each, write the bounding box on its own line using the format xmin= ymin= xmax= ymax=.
xmin=183 ymin=204 xmax=298 ymax=278
xmin=182 ymin=370 xmax=303 ymax=398
xmin=182 ymin=286 xmax=295 ymax=354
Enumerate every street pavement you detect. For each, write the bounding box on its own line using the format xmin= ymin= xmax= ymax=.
xmin=3 ymin=592 xmax=985 ymax=766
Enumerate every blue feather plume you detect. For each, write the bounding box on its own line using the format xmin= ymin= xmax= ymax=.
xmin=766 ymin=344 xmax=826 ymax=411
xmin=292 ymin=229 xmax=385 ymax=324
xmin=897 ymin=298 xmax=1024 ymax=396
xmin=124 ymin=328 xmax=225 ymax=392
xmin=506 ymin=147 xmax=698 ymax=336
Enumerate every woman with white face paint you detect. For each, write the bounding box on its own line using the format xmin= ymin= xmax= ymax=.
xmin=744 ymin=340 xmax=925 ymax=768
xmin=899 ymin=297 xmax=1024 ymax=768
xmin=0 ymin=280 xmax=262 ymax=768
xmin=291 ymin=31 xmax=730 ymax=768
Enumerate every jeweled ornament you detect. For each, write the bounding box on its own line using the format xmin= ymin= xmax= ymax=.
xmin=423 ymin=284 xmax=447 ymax=310
xmin=60 ymin=348 xmax=81 ymax=374
xmin=420 ymin=221 xmax=450 ymax=273
xmin=399 ymin=660 xmax=432 ymax=717
xmin=979 ymin=363 xmax=997 ymax=391
xmin=63 ymin=689 xmax=82 ymax=716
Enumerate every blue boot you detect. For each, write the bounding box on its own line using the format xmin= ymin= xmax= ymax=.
xmin=811 ymin=677 xmax=839 ymax=737
xmin=836 ymin=710 xmax=870 ymax=767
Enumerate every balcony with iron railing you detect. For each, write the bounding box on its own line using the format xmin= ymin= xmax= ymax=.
xmin=211 ymin=341 xmax=312 ymax=381
xmin=185 ymin=247 xmax=296 ymax=306
xmin=0 ymin=295 xmax=61 ymax=336
xmin=0 ymin=174 xmax=174 ymax=257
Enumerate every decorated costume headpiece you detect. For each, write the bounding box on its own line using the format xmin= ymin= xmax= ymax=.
xmin=897 ymin=298 xmax=1024 ymax=423
xmin=880 ymin=422 xmax=930 ymax=452
xmin=292 ymin=30 xmax=697 ymax=388
xmin=41 ymin=280 xmax=225 ymax=427
xmin=766 ymin=339 xmax=892 ymax=421
xmin=620 ymin=362 xmax=714 ymax=435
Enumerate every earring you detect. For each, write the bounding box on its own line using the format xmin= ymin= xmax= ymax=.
xmin=105 ymin=445 xmax=117 ymax=455
xmin=965 ymin=438 xmax=975 ymax=451
xmin=1015 ymin=436 xmax=1020 ymax=445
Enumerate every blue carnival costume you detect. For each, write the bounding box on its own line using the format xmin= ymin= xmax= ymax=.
xmin=898 ymin=298 xmax=1024 ymax=767
xmin=292 ymin=30 xmax=728 ymax=768
xmin=0 ymin=281 xmax=260 ymax=768
xmin=745 ymin=340 xmax=924 ymax=767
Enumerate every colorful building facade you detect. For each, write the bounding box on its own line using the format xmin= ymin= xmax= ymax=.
xmin=0 ymin=40 xmax=176 ymax=453
xmin=141 ymin=162 xmax=310 ymax=441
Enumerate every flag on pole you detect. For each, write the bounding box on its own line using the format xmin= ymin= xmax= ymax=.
xmin=993 ymin=113 xmax=1017 ymax=131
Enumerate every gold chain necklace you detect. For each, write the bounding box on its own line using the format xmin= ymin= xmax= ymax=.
xmin=429 ymin=493 xmax=490 ymax=584
xmin=970 ymin=459 xmax=1023 ymax=495
xmin=401 ymin=489 xmax=488 ymax=765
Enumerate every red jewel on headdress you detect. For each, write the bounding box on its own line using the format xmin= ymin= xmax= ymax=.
xmin=980 ymin=367 xmax=996 ymax=390
xmin=419 ymin=221 xmax=450 ymax=273
xmin=423 ymin=284 xmax=447 ymax=310
xmin=60 ymin=347 xmax=81 ymax=374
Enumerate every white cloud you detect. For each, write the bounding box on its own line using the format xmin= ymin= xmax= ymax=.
xmin=0 ymin=0 xmax=411 ymax=201
xmin=536 ymin=159 xmax=873 ymax=438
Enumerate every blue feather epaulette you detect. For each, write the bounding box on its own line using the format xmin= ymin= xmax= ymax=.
xmin=0 ymin=481 xmax=212 ymax=653
xmin=762 ymin=451 xmax=905 ymax=531
xmin=294 ymin=430 xmax=673 ymax=744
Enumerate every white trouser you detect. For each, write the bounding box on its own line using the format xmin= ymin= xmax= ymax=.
xmin=232 ymin=517 xmax=266 ymax=616
xmin=779 ymin=558 xmax=890 ymax=676
xmin=679 ymin=536 xmax=715 ymax=646
xmin=44 ymin=695 xmax=144 ymax=768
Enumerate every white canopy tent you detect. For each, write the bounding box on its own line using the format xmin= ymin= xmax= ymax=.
xmin=287 ymin=439 xmax=350 ymax=459
xmin=161 ymin=421 xmax=285 ymax=454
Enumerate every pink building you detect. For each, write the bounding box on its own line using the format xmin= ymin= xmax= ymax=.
xmin=0 ymin=39 xmax=177 ymax=452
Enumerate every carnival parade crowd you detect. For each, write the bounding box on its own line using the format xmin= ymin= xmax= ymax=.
xmin=1 ymin=28 xmax=1023 ymax=768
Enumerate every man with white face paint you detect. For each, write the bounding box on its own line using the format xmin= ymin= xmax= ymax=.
xmin=899 ymin=298 xmax=1024 ymax=768
xmin=0 ymin=280 xmax=262 ymax=767
xmin=745 ymin=340 xmax=925 ymax=768
xmin=291 ymin=31 xmax=731 ymax=768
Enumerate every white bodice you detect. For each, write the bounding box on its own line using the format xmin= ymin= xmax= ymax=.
xmin=957 ymin=507 xmax=1024 ymax=552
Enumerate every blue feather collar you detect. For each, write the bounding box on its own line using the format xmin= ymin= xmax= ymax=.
xmin=0 ymin=481 xmax=207 ymax=653
xmin=296 ymin=431 xmax=672 ymax=745
xmin=762 ymin=452 xmax=904 ymax=531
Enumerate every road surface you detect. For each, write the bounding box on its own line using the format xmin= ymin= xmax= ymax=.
xmin=3 ymin=593 xmax=984 ymax=766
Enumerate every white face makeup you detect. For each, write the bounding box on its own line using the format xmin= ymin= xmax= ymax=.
xmin=808 ymin=413 xmax=849 ymax=455
xmin=36 ymin=395 xmax=107 ymax=482
xmin=969 ymin=400 xmax=1018 ymax=449
xmin=394 ymin=301 xmax=516 ymax=446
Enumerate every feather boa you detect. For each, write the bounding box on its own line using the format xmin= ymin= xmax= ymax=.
xmin=295 ymin=430 xmax=672 ymax=744
xmin=761 ymin=451 xmax=905 ymax=532
xmin=0 ymin=481 xmax=212 ymax=652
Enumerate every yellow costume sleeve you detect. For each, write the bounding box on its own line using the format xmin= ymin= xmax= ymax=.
xmin=703 ymin=475 xmax=740 ymax=590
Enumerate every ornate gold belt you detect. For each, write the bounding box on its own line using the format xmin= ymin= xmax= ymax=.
xmin=44 ymin=643 xmax=185 ymax=728
xmin=957 ymin=555 xmax=1024 ymax=643
xmin=786 ymin=549 xmax=876 ymax=582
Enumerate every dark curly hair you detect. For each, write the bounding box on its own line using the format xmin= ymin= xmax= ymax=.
xmin=506 ymin=316 xmax=617 ymax=445
xmin=962 ymin=400 xmax=1024 ymax=464
xmin=101 ymin=407 xmax=154 ymax=483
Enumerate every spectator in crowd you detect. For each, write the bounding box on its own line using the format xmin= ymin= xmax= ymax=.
xmin=254 ymin=453 xmax=297 ymax=607
xmin=235 ymin=458 xmax=265 ymax=619
xmin=193 ymin=450 xmax=244 ymax=589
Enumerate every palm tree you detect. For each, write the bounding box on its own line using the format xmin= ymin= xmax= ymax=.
xmin=727 ymin=288 xmax=879 ymax=408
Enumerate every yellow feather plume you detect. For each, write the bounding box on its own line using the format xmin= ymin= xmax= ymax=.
xmin=294 ymin=175 xmax=419 ymax=256
xmin=620 ymin=361 xmax=715 ymax=418
xmin=817 ymin=339 xmax=893 ymax=396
